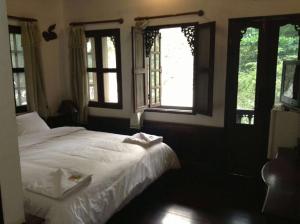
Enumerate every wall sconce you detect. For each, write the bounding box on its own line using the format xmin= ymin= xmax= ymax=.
xmin=42 ymin=24 xmax=57 ymax=42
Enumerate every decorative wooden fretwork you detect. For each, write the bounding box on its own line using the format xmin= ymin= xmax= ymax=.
xmin=181 ymin=26 xmax=196 ymax=56
xmin=240 ymin=28 xmax=248 ymax=40
xmin=294 ymin=24 xmax=300 ymax=36
xmin=144 ymin=29 xmax=160 ymax=57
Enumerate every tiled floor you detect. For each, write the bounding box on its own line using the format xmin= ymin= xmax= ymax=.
xmin=107 ymin=170 xmax=297 ymax=224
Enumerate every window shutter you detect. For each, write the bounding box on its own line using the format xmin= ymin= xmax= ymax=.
xmin=193 ymin=22 xmax=216 ymax=116
xmin=132 ymin=27 xmax=148 ymax=112
xmin=149 ymin=34 xmax=161 ymax=107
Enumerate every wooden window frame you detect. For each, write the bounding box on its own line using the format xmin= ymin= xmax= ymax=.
xmin=85 ymin=29 xmax=123 ymax=109
xmin=9 ymin=25 xmax=27 ymax=113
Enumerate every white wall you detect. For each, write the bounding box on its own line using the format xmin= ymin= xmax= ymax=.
xmin=0 ymin=0 xmax=25 ymax=223
xmin=6 ymin=0 xmax=68 ymax=114
xmin=62 ymin=0 xmax=300 ymax=127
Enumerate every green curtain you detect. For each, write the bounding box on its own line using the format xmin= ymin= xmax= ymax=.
xmin=21 ymin=22 xmax=49 ymax=118
xmin=69 ymin=26 xmax=88 ymax=122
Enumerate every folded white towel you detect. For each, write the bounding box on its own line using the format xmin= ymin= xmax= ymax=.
xmin=25 ymin=168 xmax=92 ymax=200
xmin=123 ymin=132 xmax=163 ymax=147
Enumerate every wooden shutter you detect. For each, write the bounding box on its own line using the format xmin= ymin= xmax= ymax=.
xmin=132 ymin=27 xmax=148 ymax=112
xmin=149 ymin=34 xmax=161 ymax=107
xmin=193 ymin=22 xmax=216 ymax=116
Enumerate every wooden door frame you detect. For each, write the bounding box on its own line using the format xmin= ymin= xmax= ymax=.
xmin=225 ymin=13 xmax=300 ymax=175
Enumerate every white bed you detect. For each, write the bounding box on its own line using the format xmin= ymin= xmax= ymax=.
xmin=18 ymin=125 xmax=180 ymax=224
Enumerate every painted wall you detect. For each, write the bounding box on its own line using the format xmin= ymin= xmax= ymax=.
xmin=62 ymin=0 xmax=300 ymax=127
xmin=5 ymin=0 xmax=300 ymax=126
xmin=0 ymin=0 xmax=25 ymax=223
xmin=6 ymin=0 xmax=67 ymax=114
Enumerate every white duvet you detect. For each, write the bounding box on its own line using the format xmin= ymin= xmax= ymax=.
xmin=19 ymin=127 xmax=180 ymax=224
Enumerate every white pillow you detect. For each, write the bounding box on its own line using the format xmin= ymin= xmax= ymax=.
xmin=17 ymin=112 xmax=50 ymax=136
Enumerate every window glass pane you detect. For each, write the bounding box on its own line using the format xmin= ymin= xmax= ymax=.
xmin=236 ymin=27 xmax=259 ymax=125
xmin=13 ymin=73 xmax=27 ymax=106
xmin=156 ymin=88 xmax=160 ymax=103
xmin=150 ymin=72 xmax=155 ymax=87
xmin=151 ymin=89 xmax=155 ymax=103
xmin=155 ymin=71 xmax=160 ymax=86
xmin=102 ymin=36 xmax=116 ymax=69
xmin=86 ymin=38 xmax=96 ymax=68
xmin=11 ymin=53 xmax=16 ymax=68
xmin=150 ymin=55 xmax=155 ymax=69
xmin=20 ymin=88 xmax=27 ymax=105
xmin=17 ymin=52 xmax=24 ymax=68
xmin=160 ymin=27 xmax=193 ymax=107
xmin=155 ymin=54 xmax=160 ymax=69
xmin=19 ymin=72 xmax=26 ymax=88
xmin=15 ymin=89 xmax=20 ymax=106
xmin=10 ymin=34 xmax=15 ymax=51
xmin=16 ymin=34 xmax=22 ymax=51
xmin=88 ymin=72 xmax=98 ymax=101
xmin=275 ymin=24 xmax=299 ymax=104
xmin=103 ymin=72 xmax=118 ymax=103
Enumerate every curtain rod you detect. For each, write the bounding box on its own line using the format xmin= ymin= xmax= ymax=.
xmin=135 ymin=10 xmax=204 ymax=21
xmin=8 ymin=15 xmax=37 ymax=22
xmin=70 ymin=18 xmax=124 ymax=26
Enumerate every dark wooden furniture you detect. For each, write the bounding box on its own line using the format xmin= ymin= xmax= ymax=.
xmin=262 ymin=148 xmax=300 ymax=220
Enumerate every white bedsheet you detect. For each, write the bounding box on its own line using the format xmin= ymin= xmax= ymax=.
xmin=19 ymin=127 xmax=180 ymax=224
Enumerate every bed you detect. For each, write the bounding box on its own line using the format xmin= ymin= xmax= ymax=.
xmin=17 ymin=113 xmax=180 ymax=224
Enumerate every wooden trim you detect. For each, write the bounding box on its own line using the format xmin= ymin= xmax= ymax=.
xmin=70 ymin=18 xmax=124 ymax=26
xmin=8 ymin=25 xmax=21 ymax=33
xmin=16 ymin=105 xmax=27 ymax=113
xmin=8 ymin=15 xmax=37 ymax=22
xmin=134 ymin=10 xmax=204 ymax=21
xmin=87 ymin=115 xmax=226 ymax=170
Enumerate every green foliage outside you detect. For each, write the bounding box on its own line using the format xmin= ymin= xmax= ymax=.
xmin=237 ymin=25 xmax=299 ymax=110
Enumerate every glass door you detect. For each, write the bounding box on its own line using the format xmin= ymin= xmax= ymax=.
xmin=226 ymin=15 xmax=300 ymax=176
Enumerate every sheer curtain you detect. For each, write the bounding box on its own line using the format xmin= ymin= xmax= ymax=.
xmin=69 ymin=26 xmax=88 ymax=122
xmin=21 ymin=22 xmax=49 ymax=117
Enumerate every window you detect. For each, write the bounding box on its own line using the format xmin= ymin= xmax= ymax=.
xmin=9 ymin=25 xmax=27 ymax=113
xmin=86 ymin=29 xmax=122 ymax=109
xmin=132 ymin=22 xmax=215 ymax=115
xmin=149 ymin=28 xmax=194 ymax=108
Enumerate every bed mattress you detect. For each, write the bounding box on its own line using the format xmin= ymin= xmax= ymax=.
xmin=18 ymin=127 xmax=180 ymax=224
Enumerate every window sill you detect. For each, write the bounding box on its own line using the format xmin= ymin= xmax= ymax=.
xmin=145 ymin=107 xmax=193 ymax=115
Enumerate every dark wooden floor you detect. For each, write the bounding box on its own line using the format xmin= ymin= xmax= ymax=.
xmin=107 ymin=169 xmax=297 ymax=224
